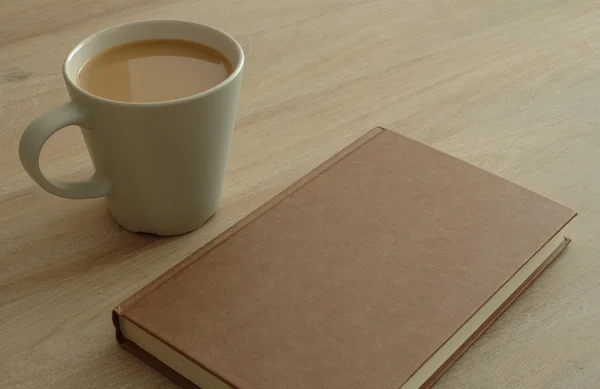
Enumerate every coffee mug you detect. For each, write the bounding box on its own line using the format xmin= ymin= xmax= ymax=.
xmin=19 ymin=20 xmax=244 ymax=236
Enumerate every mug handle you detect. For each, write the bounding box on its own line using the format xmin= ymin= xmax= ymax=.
xmin=19 ymin=101 xmax=111 ymax=199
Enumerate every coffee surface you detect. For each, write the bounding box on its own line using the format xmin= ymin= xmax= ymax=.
xmin=78 ymin=39 xmax=232 ymax=103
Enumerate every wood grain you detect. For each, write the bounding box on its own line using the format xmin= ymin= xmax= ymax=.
xmin=1 ymin=1 xmax=598 ymax=388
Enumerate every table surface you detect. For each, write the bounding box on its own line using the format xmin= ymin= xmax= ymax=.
xmin=1 ymin=1 xmax=599 ymax=388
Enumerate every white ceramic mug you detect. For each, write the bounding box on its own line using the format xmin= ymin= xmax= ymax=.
xmin=19 ymin=20 xmax=244 ymax=236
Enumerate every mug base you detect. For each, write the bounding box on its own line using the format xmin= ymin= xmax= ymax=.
xmin=108 ymin=206 xmax=217 ymax=236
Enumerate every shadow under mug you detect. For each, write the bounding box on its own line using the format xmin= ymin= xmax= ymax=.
xmin=19 ymin=20 xmax=244 ymax=236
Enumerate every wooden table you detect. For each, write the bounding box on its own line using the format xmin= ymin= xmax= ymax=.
xmin=1 ymin=1 xmax=599 ymax=388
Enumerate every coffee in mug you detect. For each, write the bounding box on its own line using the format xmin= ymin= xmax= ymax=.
xmin=78 ymin=39 xmax=233 ymax=103
xmin=19 ymin=20 xmax=244 ymax=236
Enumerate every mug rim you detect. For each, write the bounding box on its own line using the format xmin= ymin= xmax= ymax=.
xmin=63 ymin=19 xmax=245 ymax=108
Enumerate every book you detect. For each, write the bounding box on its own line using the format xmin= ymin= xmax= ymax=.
xmin=113 ymin=127 xmax=576 ymax=389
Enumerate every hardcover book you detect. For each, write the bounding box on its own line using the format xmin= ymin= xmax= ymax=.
xmin=113 ymin=127 xmax=576 ymax=389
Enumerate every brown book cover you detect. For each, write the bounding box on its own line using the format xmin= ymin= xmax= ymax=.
xmin=113 ymin=127 xmax=576 ymax=389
